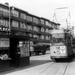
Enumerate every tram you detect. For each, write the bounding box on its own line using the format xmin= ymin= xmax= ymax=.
xmin=50 ymin=29 xmax=74 ymax=62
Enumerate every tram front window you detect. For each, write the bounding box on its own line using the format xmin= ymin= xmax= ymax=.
xmin=52 ymin=37 xmax=64 ymax=45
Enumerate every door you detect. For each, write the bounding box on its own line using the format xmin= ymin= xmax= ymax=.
xmin=9 ymin=38 xmax=19 ymax=67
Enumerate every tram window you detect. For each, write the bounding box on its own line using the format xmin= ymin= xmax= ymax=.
xmin=65 ymin=34 xmax=71 ymax=45
xmin=52 ymin=37 xmax=64 ymax=44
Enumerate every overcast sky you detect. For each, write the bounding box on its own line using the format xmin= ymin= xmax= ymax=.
xmin=0 ymin=0 xmax=75 ymax=28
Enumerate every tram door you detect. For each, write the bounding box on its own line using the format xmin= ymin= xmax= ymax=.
xmin=9 ymin=38 xmax=19 ymax=67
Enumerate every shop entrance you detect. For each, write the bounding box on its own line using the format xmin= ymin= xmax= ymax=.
xmin=0 ymin=34 xmax=30 ymax=71
xmin=9 ymin=38 xmax=30 ymax=67
xmin=9 ymin=38 xmax=19 ymax=67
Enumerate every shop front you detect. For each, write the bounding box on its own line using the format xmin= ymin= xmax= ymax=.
xmin=0 ymin=34 xmax=30 ymax=72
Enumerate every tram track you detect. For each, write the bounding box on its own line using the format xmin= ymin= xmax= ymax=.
xmin=39 ymin=61 xmax=69 ymax=75
xmin=39 ymin=62 xmax=55 ymax=75
xmin=63 ymin=62 xmax=69 ymax=75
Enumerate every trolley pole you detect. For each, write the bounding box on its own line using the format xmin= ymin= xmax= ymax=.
xmin=53 ymin=7 xmax=71 ymax=29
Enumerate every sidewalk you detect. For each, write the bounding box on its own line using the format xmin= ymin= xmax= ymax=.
xmin=0 ymin=53 xmax=51 ymax=75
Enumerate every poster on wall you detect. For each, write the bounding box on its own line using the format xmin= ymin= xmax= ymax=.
xmin=19 ymin=41 xmax=29 ymax=57
xmin=20 ymin=47 xmax=26 ymax=57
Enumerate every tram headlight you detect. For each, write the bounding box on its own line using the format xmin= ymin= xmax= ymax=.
xmin=60 ymin=46 xmax=66 ymax=53
xmin=57 ymin=51 xmax=60 ymax=54
xmin=60 ymin=49 xmax=65 ymax=53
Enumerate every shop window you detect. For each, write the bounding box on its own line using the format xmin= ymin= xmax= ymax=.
xmin=12 ymin=20 xmax=19 ymax=27
xmin=0 ymin=38 xmax=10 ymax=60
xmin=20 ymin=13 xmax=26 ymax=20
xmin=19 ymin=41 xmax=30 ymax=57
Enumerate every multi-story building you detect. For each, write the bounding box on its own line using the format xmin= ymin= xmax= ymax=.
xmin=0 ymin=3 xmax=60 ymax=71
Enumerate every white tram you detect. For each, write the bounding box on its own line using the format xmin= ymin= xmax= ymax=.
xmin=50 ymin=29 xmax=74 ymax=61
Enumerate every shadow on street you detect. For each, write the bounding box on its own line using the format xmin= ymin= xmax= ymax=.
xmin=0 ymin=55 xmax=52 ymax=75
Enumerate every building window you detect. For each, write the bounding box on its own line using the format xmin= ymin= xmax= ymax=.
xmin=20 ymin=13 xmax=26 ymax=20
xmin=45 ymin=28 xmax=49 ymax=33
xmin=12 ymin=20 xmax=19 ymax=27
xmin=33 ymin=26 xmax=39 ymax=32
xmin=0 ymin=19 xmax=4 ymax=26
xmin=0 ymin=19 xmax=9 ymax=27
xmin=41 ymin=27 xmax=45 ymax=32
xmin=49 ymin=23 xmax=51 ymax=27
xmin=5 ymin=20 xmax=9 ymax=27
xmin=0 ymin=7 xmax=3 ymax=14
xmin=0 ymin=7 xmax=9 ymax=16
xmin=49 ymin=36 xmax=51 ymax=40
xmin=3 ymin=8 xmax=9 ymax=16
xmin=45 ymin=36 xmax=49 ymax=40
xmin=28 ymin=33 xmax=32 ymax=37
xmin=27 ymin=25 xmax=32 ymax=30
xmin=20 ymin=22 xmax=27 ymax=29
xmin=11 ymin=9 xmax=19 ymax=17
xmin=33 ymin=34 xmax=39 ymax=39
xmin=40 ymin=19 xmax=44 ymax=25
xmin=52 ymin=24 xmax=54 ymax=28
xmin=27 ymin=15 xmax=32 ymax=22
xmin=45 ymin=21 xmax=51 ymax=27
xmin=33 ymin=17 xmax=39 ymax=24
xmin=0 ymin=7 xmax=3 ymax=11
xmin=40 ymin=35 xmax=44 ymax=40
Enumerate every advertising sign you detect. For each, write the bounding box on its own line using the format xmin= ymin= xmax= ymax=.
xmin=0 ymin=38 xmax=9 ymax=47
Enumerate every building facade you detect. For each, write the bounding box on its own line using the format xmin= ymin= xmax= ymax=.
xmin=0 ymin=3 xmax=60 ymax=71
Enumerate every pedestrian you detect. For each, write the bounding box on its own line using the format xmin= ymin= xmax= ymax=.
xmin=15 ymin=44 xmax=21 ymax=67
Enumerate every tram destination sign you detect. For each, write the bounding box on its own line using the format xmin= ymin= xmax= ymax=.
xmin=52 ymin=33 xmax=64 ymax=38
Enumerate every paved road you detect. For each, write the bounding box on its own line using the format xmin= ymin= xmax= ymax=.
xmin=1 ymin=52 xmax=75 ymax=75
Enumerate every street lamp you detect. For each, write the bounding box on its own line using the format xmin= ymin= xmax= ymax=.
xmin=5 ymin=2 xmax=11 ymax=32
